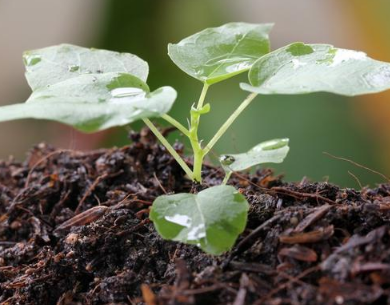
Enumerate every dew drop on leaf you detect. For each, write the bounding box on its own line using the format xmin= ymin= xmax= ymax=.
xmin=110 ymin=87 xmax=145 ymax=98
xmin=24 ymin=54 xmax=41 ymax=66
xmin=220 ymin=155 xmax=236 ymax=166
xmin=165 ymin=214 xmax=192 ymax=228
xmin=364 ymin=66 xmax=390 ymax=87
xmin=68 ymin=65 xmax=80 ymax=72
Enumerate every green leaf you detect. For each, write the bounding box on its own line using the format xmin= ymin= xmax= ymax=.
xmin=168 ymin=22 xmax=273 ymax=85
xmin=0 ymin=45 xmax=176 ymax=132
xmin=150 ymin=185 xmax=249 ymax=255
xmin=220 ymin=138 xmax=289 ymax=172
xmin=0 ymin=73 xmax=176 ymax=132
xmin=23 ymin=44 xmax=149 ymax=90
xmin=241 ymin=43 xmax=390 ymax=96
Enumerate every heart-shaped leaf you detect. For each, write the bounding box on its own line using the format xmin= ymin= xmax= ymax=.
xmin=150 ymin=185 xmax=249 ymax=255
xmin=220 ymin=138 xmax=289 ymax=172
xmin=0 ymin=73 xmax=176 ymax=132
xmin=241 ymin=43 xmax=390 ymax=96
xmin=0 ymin=45 xmax=176 ymax=132
xmin=168 ymin=22 xmax=273 ymax=85
xmin=23 ymin=44 xmax=149 ymax=90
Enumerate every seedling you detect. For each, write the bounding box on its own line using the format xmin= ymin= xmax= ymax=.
xmin=1 ymin=23 xmax=390 ymax=254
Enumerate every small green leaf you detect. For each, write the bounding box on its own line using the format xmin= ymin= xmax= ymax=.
xmin=150 ymin=185 xmax=249 ymax=255
xmin=0 ymin=73 xmax=176 ymax=132
xmin=220 ymin=138 xmax=290 ymax=172
xmin=23 ymin=44 xmax=149 ymax=90
xmin=241 ymin=43 xmax=390 ymax=96
xmin=168 ymin=22 xmax=273 ymax=85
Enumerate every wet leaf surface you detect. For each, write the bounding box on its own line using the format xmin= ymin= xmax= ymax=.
xmin=168 ymin=22 xmax=272 ymax=85
xmin=23 ymin=44 xmax=149 ymax=90
xmin=0 ymin=45 xmax=177 ymax=132
xmin=220 ymin=138 xmax=289 ymax=172
xmin=241 ymin=42 xmax=390 ymax=96
xmin=150 ymin=185 xmax=249 ymax=255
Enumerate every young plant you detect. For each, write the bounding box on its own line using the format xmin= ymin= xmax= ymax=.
xmin=1 ymin=23 xmax=390 ymax=255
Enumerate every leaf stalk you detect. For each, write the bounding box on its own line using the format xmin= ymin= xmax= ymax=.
xmin=142 ymin=118 xmax=194 ymax=179
xmin=203 ymin=93 xmax=258 ymax=155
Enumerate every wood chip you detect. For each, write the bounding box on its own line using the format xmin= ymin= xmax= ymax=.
xmin=279 ymin=225 xmax=334 ymax=244
xmin=278 ymin=245 xmax=318 ymax=262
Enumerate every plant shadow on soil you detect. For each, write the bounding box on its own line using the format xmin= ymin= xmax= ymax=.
xmin=0 ymin=128 xmax=389 ymax=305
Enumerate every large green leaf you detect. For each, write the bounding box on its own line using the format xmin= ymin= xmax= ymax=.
xmin=0 ymin=45 xmax=176 ymax=132
xmin=220 ymin=138 xmax=289 ymax=172
xmin=150 ymin=185 xmax=249 ymax=255
xmin=23 ymin=44 xmax=149 ymax=90
xmin=241 ymin=43 xmax=390 ymax=96
xmin=0 ymin=73 xmax=176 ymax=132
xmin=168 ymin=22 xmax=273 ymax=85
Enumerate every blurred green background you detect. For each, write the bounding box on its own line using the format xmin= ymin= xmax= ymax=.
xmin=1 ymin=0 xmax=390 ymax=187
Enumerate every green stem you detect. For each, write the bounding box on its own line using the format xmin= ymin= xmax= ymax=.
xmin=189 ymin=83 xmax=210 ymax=183
xmin=222 ymin=171 xmax=232 ymax=185
xmin=161 ymin=114 xmax=190 ymax=137
xmin=143 ymin=118 xmax=194 ymax=180
xmin=203 ymin=93 xmax=257 ymax=156
xmin=197 ymin=83 xmax=209 ymax=109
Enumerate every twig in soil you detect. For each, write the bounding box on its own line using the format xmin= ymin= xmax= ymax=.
xmin=348 ymin=170 xmax=363 ymax=189
xmin=182 ymin=284 xmax=228 ymax=295
xmin=226 ymin=214 xmax=282 ymax=263
xmin=254 ymin=265 xmax=320 ymax=304
xmin=54 ymin=205 xmax=109 ymax=234
xmin=25 ymin=149 xmax=79 ymax=187
xmin=278 ymin=270 xmax=317 ymax=291
xmin=75 ymin=173 xmax=109 ymax=214
xmin=115 ymin=219 xmax=150 ymax=236
xmin=233 ymin=273 xmax=250 ymax=305
xmin=293 ymin=204 xmax=331 ymax=232
xmin=271 ymin=186 xmax=337 ymax=205
xmin=229 ymin=261 xmax=276 ymax=275
xmin=174 ymin=259 xmax=191 ymax=290
xmin=278 ymin=245 xmax=318 ymax=262
xmin=324 ymin=152 xmax=390 ymax=183
xmin=50 ymin=189 xmax=72 ymax=218
xmin=75 ymin=170 xmax=124 ymax=214
xmin=0 ymin=241 xmax=17 ymax=246
xmin=279 ymin=225 xmax=334 ymax=244
xmin=153 ymin=172 xmax=167 ymax=194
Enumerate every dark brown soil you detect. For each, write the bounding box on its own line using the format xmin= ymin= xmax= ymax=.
xmin=0 ymin=129 xmax=389 ymax=305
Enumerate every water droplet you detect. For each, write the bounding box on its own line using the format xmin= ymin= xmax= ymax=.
xmin=187 ymin=224 xmax=206 ymax=241
xmin=165 ymin=214 xmax=192 ymax=228
xmin=110 ymin=87 xmax=144 ymax=98
xmin=194 ymin=67 xmax=205 ymax=77
xmin=291 ymin=59 xmax=307 ymax=69
xmin=220 ymin=155 xmax=235 ymax=166
xmin=329 ymin=49 xmax=366 ymax=67
xmin=254 ymin=139 xmax=289 ymax=151
xmin=364 ymin=66 xmax=390 ymax=87
xmin=205 ymin=56 xmax=254 ymax=67
xmin=225 ymin=61 xmax=252 ymax=73
xmin=68 ymin=65 xmax=80 ymax=72
xmin=24 ymin=54 xmax=41 ymax=66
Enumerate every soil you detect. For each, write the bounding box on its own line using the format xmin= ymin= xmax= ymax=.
xmin=0 ymin=128 xmax=389 ymax=305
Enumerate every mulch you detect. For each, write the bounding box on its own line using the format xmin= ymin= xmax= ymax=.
xmin=0 ymin=129 xmax=389 ymax=305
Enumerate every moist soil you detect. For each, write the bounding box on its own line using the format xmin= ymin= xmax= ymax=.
xmin=0 ymin=129 xmax=389 ymax=305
